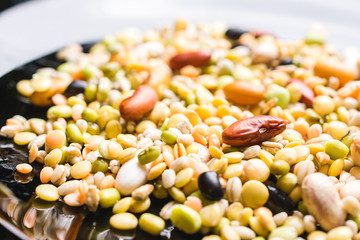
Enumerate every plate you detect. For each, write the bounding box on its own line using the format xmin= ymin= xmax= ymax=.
xmin=0 ymin=43 xmax=203 ymax=240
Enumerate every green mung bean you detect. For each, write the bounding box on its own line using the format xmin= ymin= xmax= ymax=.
xmin=138 ymin=146 xmax=161 ymax=165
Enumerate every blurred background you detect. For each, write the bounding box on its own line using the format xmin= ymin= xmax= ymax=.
xmin=0 ymin=0 xmax=360 ymax=77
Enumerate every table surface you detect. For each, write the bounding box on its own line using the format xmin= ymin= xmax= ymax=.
xmin=0 ymin=0 xmax=360 ymax=77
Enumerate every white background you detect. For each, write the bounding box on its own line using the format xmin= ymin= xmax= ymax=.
xmin=0 ymin=0 xmax=360 ymax=76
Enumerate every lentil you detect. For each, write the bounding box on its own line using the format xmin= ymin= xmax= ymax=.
xmin=241 ymin=180 xmax=269 ymax=208
xmin=16 ymin=163 xmax=33 ymax=174
xmin=35 ymin=184 xmax=59 ymax=201
xmin=109 ymin=212 xmax=138 ymax=230
xmin=139 ymin=213 xmax=166 ymax=236
xmin=171 ymin=205 xmax=202 ymax=234
xmin=99 ymin=188 xmax=121 ymax=208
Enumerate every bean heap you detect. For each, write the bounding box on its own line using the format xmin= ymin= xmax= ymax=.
xmin=2 ymin=19 xmax=360 ymax=240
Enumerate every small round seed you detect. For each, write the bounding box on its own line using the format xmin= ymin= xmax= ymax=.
xmin=139 ymin=213 xmax=166 ymax=236
xmin=171 ymin=205 xmax=202 ymax=234
xmin=241 ymin=180 xmax=269 ymax=208
xmin=198 ymin=171 xmax=224 ymax=201
xmin=109 ymin=212 xmax=138 ymax=230
xmin=175 ymin=168 xmax=194 ymax=188
xmin=14 ymin=132 xmax=37 ymax=145
xmin=16 ymin=163 xmax=33 ymax=174
xmin=129 ymin=197 xmax=151 ymax=213
xmin=99 ymin=188 xmax=121 ymax=208
xmin=45 ymin=130 xmax=66 ymax=150
xmin=138 ymin=146 xmax=161 ymax=165
xmin=40 ymin=166 xmax=54 ymax=183
xmin=35 ymin=184 xmax=59 ymax=201
xmin=44 ymin=148 xmax=62 ymax=166
xmin=113 ymin=197 xmax=132 ymax=214
xmin=70 ymin=160 xmax=92 ymax=179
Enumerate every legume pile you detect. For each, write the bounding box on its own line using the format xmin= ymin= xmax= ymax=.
xmin=2 ymin=19 xmax=360 ymax=240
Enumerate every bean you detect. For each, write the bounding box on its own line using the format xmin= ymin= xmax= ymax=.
xmin=129 ymin=197 xmax=151 ymax=213
xmin=35 ymin=184 xmax=59 ymax=201
xmin=324 ymin=140 xmax=349 ymax=160
xmin=249 ymin=216 xmax=269 ymax=237
xmin=241 ymin=180 xmax=269 ymax=208
xmin=202 ymin=235 xmax=222 ymax=240
xmin=99 ymin=188 xmax=121 ymax=208
xmin=66 ymin=123 xmax=83 ymax=144
xmin=270 ymin=160 xmax=290 ymax=175
xmin=171 ymin=205 xmax=202 ymax=234
xmin=138 ymin=146 xmax=161 ymax=165
xmin=265 ymin=85 xmax=290 ymax=108
xmin=16 ymin=163 xmax=33 ymax=174
xmin=268 ymin=226 xmax=297 ymax=240
xmin=105 ymin=120 xmax=122 ymax=139
xmin=169 ymin=187 xmax=186 ymax=203
xmin=47 ymin=105 xmax=72 ymax=119
xmin=147 ymin=162 xmax=167 ymax=181
xmin=326 ymin=226 xmax=353 ymax=240
xmin=313 ymin=95 xmax=335 ymax=115
xmin=16 ymin=79 xmax=34 ymax=97
xmin=328 ymin=158 xmax=345 ymax=177
xmin=109 ymin=212 xmax=138 ymax=230
xmin=200 ymin=203 xmax=223 ymax=227
xmin=45 ymin=130 xmax=66 ymax=150
xmin=44 ymin=148 xmax=62 ymax=166
xmin=308 ymin=231 xmax=327 ymax=240
xmin=275 ymin=148 xmax=296 ymax=166
xmin=221 ymin=224 xmax=240 ymax=240
xmin=198 ymin=171 xmax=224 ymax=201
xmin=161 ymin=130 xmax=178 ymax=145
xmin=70 ymin=160 xmax=92 ymax=179
xmin=139 ymin=213 xmax=166 ymax=236
xmin=175 ymin=168 xmax=194 ymax=188
xmin=14 ymin=132 xmax=37 ymax=145
xmin=115 ymin=154 xmax=148 ymax=195
xmin=276 ymin=172 xmax=297 ymax=194
xmin=82 ymin=107 xmax=98 ymax=123
xmin=92 ymin=158 xmax=109 ymax=173
xmin=284 ymin=216 xmax=305 ymax=235
xmin=40 ymin=167 xmax=53 ymax=183
xmin=243 ymin=159 xmax=269 ymax=182
xmin=84 ymin=83 xmax=97 ymax=102
xmin=113 ymin=197 xmax=132 ymax=214
xmin=225 ymin=28 xmax=248 ymax=40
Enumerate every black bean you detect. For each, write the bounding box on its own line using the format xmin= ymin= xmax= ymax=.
xmin=265 ymin=185 xmax=295 ymax=215
xmin=231 ymin=43 xmax=250 ymax=49
xmin=267 ymin=174 xmax=278 ymax=184
xmin=279 ymin=57 xmax=293 ymax=65
xmin=225 ymin=28 xmax=248 ymax=40
xmin=198 ymin=171 xmax=223 ymax=201
xmin=63 ymin=80 xmax=88 ymax=97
